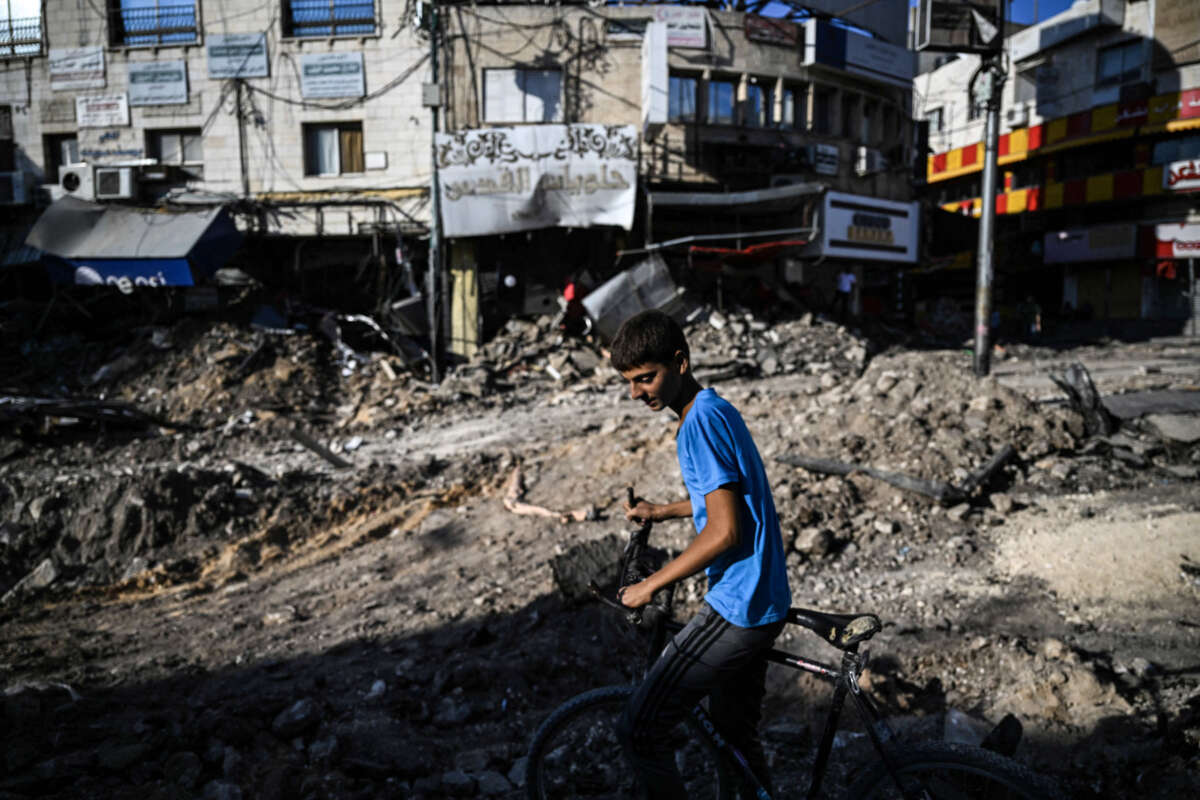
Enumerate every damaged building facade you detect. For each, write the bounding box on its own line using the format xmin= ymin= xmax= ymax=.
xmin=917 ymin=0 xmax=1200 ymax=334
xmin=434 ymin=0 xmax=919 ymax=355
xmin=0 ymin=0 xmax=433 ymax=305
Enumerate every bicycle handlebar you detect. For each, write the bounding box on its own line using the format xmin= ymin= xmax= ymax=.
xmin=588 ymin=486 xmax=674 ymax=630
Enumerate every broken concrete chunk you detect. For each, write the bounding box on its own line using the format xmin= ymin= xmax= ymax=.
xmin=989 ymin=493 xmax=1015 ymax=515
xmin=271 ymin=698 xmax=320 ymax=738
xmin=946 ymin=503 xmax=971 ymax=522
xmin=1146 ymin=414 xmax=1200 ymax=444
xmin=793 ymin=527 xmax=834 ymax=556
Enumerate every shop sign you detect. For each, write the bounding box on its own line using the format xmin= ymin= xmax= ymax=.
xmin=802 ymin=20 xmax=913 ymax=89
xmin=299 ymin=52 xmax=365 ymax=99
xmin=207 ymin=33 xmax=269 ymax=78
xmin=76 ymin=94 xmax=130 ymax=128
xmin=129 ymin=61 xmax=188 ymax=106
xmin=435 ymin=124 xmax=638 ymax=238
xmin=1164 ymin=158 xmax=1200 ymax=192
xmin=1043 ymin=223 xmax=1136 ymax=263
xmin=820 ymin=191 xmax=918 ymax=263
xmin=49 ymin=47 xmax=105 ymax=91
xmin=745 ymin=15 xmax=798 ymax=46
xmin=606 ymin=18 xmax=649 ymax=41
xmin=653 ymin=6 xmax=707 ymax=48
xmin=1156 ymin=223 xmax=1200 ymax=258
xmin=813 ymin=143 xmax=839 ymax=176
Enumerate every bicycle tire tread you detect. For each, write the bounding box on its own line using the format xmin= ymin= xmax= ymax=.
xmin=845 ymin=741 xmax=1064 ymax=800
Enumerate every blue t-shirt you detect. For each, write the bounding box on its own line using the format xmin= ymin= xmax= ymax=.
xmin=676 ymin=388 xmax=791 ymax=627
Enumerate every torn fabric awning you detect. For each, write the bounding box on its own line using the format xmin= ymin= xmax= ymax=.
xmin=25 ymin=196 xmax=242 ymax=287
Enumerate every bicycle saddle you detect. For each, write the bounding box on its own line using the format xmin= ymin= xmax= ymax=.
xmin=787 ymin=608 xmax=882 ymax=651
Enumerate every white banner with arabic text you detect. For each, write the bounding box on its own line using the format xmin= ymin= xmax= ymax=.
xmin=435 ymin=124 xmax=638 ymax=238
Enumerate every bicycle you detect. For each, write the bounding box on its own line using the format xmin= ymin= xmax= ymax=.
xmin=525 ymin=489 xmax=1061 ymax=799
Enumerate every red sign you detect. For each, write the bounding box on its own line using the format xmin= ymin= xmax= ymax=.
xmin=1164 ymin=159 xmax=1200 ymax=192
xmin=744 ymin=15 xmax=798 ymax=46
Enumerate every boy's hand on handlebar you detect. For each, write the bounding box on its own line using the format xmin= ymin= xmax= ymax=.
xmin=624 ymin=498 xmax=658 ymax=523
xmin=617 ymin=579 xmax=655 ymax=609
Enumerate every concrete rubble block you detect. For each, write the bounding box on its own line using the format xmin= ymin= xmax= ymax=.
xmin=271 ymin=698 xmax=320 ymax=739
xmin=946 ymin=503 xmax=971 ymax=522
xmin=989 ymin=493 xmax=1015 ymax=515
xmin=2 ymin=558 xmax=59 ymax=604
xmin=477 ymin=770 xmax=513 ymax=795
xmin=873 ymin=519 xmax=899 ymax=535
xmin=793 ymin=527 xmax=834 ymax=557
xmin=874 ymin=372 xmax=898 ymax=395
xmin=507 ymin=756 xmax=528 ymax=788
xmin=1146 ymin=414 xmax=1200 ymax=444
xmin=334 ymin=711 xmax=428 ymax=778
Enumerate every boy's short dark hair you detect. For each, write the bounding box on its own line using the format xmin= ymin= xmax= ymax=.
xmin=610 ymin=310 xmax=690 ymax=372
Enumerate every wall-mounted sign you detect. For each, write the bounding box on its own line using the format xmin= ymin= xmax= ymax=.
xmin=299 ymin=52 xmax=365 ymax=99
xmin=814 ymin=143 xmax=839 ymax=175
xmin=1164 ymin=159 xmax=1200 ymax=193
xmin=744 ymin=14 xmax=798 ymax=46
xmin=606 ymin=18 xmax=649 ymax=41
xmin=129 ymin=60 xmax=188 ymax=106
xmin=803 ymin=20 xmax=913 ymax=89
xmin=641 ymin=21 xmax=668 ymax=132
xmin=76 ymin=94 xmax=130 ymax=128
xmin=653 ymin=6 xmax=707 ymax=48
xmin=1043 ymin=223 xmax=1136 ymax=264
xmin=50 ymin=47 xmax=105 ymax=91
xmin=819 ymin=191 xmax=918 ymax=262
xmin=207 ymin=33 xmax=269 ymax=78
xmin=1156 ymin=222 xmax=1200 ymax=258
xmin=435 ymin=124 xmax=638 ymax=237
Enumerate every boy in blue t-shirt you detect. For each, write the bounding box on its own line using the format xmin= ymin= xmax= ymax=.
xmin=610 ymin=310 xmax=792 ymax=799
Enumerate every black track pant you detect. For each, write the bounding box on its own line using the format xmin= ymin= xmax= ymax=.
xmin=617 ymin=603 xmax=785 ymax=799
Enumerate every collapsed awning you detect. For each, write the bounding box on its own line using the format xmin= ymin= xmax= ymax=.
xmin=25 ymin=196 xmax=242 ymax=287
xmin=649 ymin=182 xmax=825 ymax=208
xmin=688 ymin=239 xmax=810 ymax=267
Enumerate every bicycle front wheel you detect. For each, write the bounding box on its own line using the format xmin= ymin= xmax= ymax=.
xmin=846 ymin=742 xmax=1063 ymax=800
xmin=525 ymin=685 xmax=734 ymax=800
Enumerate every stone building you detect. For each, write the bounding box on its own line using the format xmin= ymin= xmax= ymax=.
xmin=917 ymin=0 xmax=1200 ymax=334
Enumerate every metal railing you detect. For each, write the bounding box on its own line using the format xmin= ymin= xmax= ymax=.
xmin=109 ymin=4 xmax=198 ymax=46
xmin=284 ymin=0 xmax=375 ymax=37
xmin=0 ymin=16 xmax=42 ymax=55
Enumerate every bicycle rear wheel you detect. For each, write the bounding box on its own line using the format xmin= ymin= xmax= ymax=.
xmin=525 ymin=685 xmax=735 ymax=800
xmin=846 ymin=742 xmax=1063 ymax=800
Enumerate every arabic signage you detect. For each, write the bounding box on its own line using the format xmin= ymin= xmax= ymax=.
xmin=1156 ymin=223 xmax=1200 ymax=258
xmin=820 ymin=191 xmax=918 ymax=263
xmin=653 ymin=6 xmax=707 ymax=48
xmin=745 ymin=14 xmax=798 ymax=46
xmin=129 ymin=60 xmax=188 ymax=106
xmin=1148 ymin=88 xmax=1200 ymax=125
xmin=76 ymin=94 xmax=130 ymax=128
xmin=1165 ymin=159 xmax=1200 ymax=192
xmin=1043 ymin=223 xmax=1136 ymax=264
xmin=814 ymin=143 xmax=839 ymax=176
xmin=207 ymin=33 xmax=269 ymax=78
xmin=802 ymin=20 xmax=913 ymax=89
xmin=50 ymin=47 xmax=105 ymax=91
xmin=435 ymin=124 xmax=638 ymax=238
xmin=300 ymin=52 xmax=365 ymax=99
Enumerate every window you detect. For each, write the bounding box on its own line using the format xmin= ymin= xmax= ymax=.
xmin=283 ymin=0 xmax=375 ymax=38
xmin=812 ymin=88 xmax=832 ymax=135
xmin=745 ymin=81 xmax=772 ymax=127
xmin=303 ymin=122 xmax=364 ymax=176
xmin=861 ymin=101 xmax=876 ymax=144
xmin=43 ymin=133 xmax=79 ymax=180
xmin=1152 ymin=134 xmax=1200 ymax=165
xmin=147 ymin=128 xmax=203 ymax=179
xmin=779 ymin=83 xmax=805 ymax=130
xmin=1 ymin=0 xmax=42 ymax=55
xmin=1015 ymin=66 xmax=1037 ymax=105
xmin=484 ymin=68 xmax=562 ymax=123
xmin=840 ymin=93 xmax=858 ymax=138
xmin=1096 ymin=39 xmax=1142 ymax=88
xmin=668 ymin=74 xmax=697 ymax=123
xmin=108 ymin=0 xmax=197 ymax=46
xmin=706 ymin=79 xmax=736 ymax=125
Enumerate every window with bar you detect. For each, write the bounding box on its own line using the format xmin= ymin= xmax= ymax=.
xmin=706 ymin=78 xmax=736 ymax=125
xmin=745 ymin=81 xmax=772 ymax=128
xmin=304 ymin=122 xmax=364 ymax=176
xmin=108 ymin=0 xmax=197 ymax=46
xmin=668 ymin=73 xmax=697 ymax=123
xmin=1 ymin=0 xmax=42 ymax=55
xmin=147 ymin=128 xmax=203 ymax=179
xmin=283 ymin=0 xmax=376 ymax=38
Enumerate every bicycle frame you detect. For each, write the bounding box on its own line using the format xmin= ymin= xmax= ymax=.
xmin=654 ymin=618 xmax=916 ymax=800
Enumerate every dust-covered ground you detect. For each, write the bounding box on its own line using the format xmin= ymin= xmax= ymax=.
xmin=2 ymin=308 xmax=1199 ymax=799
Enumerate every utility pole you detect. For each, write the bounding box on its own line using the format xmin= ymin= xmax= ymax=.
xmin=969 ymin=57 xmax=1005 ymax=377
xmin=425 ymin=0 xmax=442 ymax=382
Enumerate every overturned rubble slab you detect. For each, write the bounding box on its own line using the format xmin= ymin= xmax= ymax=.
xmin=1145 ymin=414 xmax=1200 ymax=444
xmin=1102 ymin=389 xmax=1200 ymax=420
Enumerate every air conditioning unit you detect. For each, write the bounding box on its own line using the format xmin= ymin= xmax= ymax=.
xmin=1006 ymin=103 xmax=1029 ymax=127
xmin=854 ymin=146 xmax=888 ymax=176
xmin=94 ymin=166 xmax=137 ymax=200
xmin=59 ymin=163 xmax=95 ymax=201
xmin=0 ymin=171 xmax=32 ymax=205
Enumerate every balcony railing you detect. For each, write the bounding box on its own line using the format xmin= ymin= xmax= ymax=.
xmin=109 ymin=4 xmax=198 ymax=46
xmin=283 ymin=0 xmax=375 ymax=37
xmin=0 ymin=16 xmax=43 ymax=56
